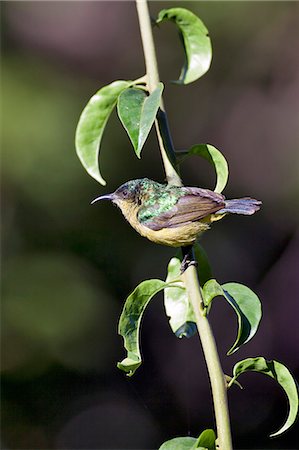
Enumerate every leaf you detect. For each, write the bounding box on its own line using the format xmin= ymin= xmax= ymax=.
xmin=202 ymin=279 xmax=223 ymax=308
xmin=195 ymin=429 xmax=216 ymax=449
xmin=179 ymin=144 xmax=229 ymax=194
xmin=75 ymin=80 xmax=132 ymax=185
xmin=222 ymin=283 xmax=262 ymax=355
xmin=118 ymin=279 xmax=174 ymax=376
xmin=117 ymin=88 xmax=146 ymax=152
xmin=158 ymin=436 xmax=198 ymax=450
xmin=117 ymin=83 xmax=164 ymax=158
xmin=201 ymin=280 xmax=262 ymax=354
xmin=225 ymin=374 xmax=243 ymax=390
xmin=159 ymin=429 xmax=216 ymax=450
xmin=194 ymin=242 xmax=213 ymax=286
xmin=164 ymin=247 xmax=213 ymax=338
xmin=157 ymin=8 xmax=212 ymax=84
xmin=164 ymin=257 xmax=196 ymax=338
xmin=232 ymin=357 xmax=299 ymax=437
xmin=139 ymin=83 xmax=164 ymax=153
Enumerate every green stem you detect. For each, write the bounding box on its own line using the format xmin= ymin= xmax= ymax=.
xmin=136 ymin=1 xmax=233 ymax=449
xmin=136 ymin=0 xmax=181 ymax=187
xmin=182 ymin=264 xmax=233 ymax=450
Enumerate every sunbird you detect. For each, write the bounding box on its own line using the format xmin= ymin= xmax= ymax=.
xmin=92 ymin=178 xmax=261 ymax=247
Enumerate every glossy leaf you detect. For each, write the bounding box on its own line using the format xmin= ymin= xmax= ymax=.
xmin=118 ymin=279 xmax=182 ymax=376
xmin=222 ymin=283 xmax=262 ymax=355
xmin=159 ymin=429 xmax=216 ymax=450
xmin=117 ymin=88 xmax=146 ymax=152
xmin=75 ymin=80 xmax=132 ymax=185
xmin=157 ymin=8 xmax=212 ymax=84
xmin=159 ymin=436 xmax=199 ymax=450
xmin=117 ymin=83 xmax=164 ymax=158
xmin=164 ymin=246 xmax=212 ymax=338
xmin=202 ymin=280 xmax=262 ymax=354
xmin=202 ymin=279 xmax=223 ymax=308
xmin=179 ymin=144 xmax=229 ymax=193
xmin=164 ymin=257 xmax=196 ymax=338
xmin=232 ymin=357 xmax=299 ymax=437
xmin=195 ymin=429 xmax=216 ymax=449
xmin=139 ymin=83 xmax=164 ymax=154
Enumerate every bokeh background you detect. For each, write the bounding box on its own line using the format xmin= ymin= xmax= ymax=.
xmin=1 ymin=1 xmax=299 ymax=449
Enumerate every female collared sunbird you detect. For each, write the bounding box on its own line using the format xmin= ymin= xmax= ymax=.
xmin=92 ymin=178 xmax=261 ymax=247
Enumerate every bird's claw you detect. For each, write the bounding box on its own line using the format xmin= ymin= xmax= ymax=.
xmin=180 ymin=256 xmax=198 ymax=274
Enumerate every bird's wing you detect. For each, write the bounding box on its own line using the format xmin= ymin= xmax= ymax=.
xmin=139 ymin=187 xmax=225 ymax=231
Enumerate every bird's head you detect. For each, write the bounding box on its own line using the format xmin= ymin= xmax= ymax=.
xmin=91 ymin=179 xmax=150 ymax=212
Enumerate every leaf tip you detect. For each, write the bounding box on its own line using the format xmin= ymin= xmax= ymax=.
xmin=227 ymin=346 xmax=238 ymax=356
xmin=92 ymin=171 xmax=107 ymax=186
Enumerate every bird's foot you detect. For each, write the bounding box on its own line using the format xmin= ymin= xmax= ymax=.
xmin=180 ymin=258 xmax=198 ymax=274
xmin=180 ymin=245 xmax=198 ymax=274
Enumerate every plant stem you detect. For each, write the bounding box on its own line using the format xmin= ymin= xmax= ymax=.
xmin=182 ymin=264 xmax=233 ymax=450
xmin=136 ymin=0 xmax=181 ymax=187
xmin=136 ymin=1 xmax=233 ymax=449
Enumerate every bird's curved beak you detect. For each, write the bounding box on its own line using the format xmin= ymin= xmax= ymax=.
xmin=91 ymin=193 xmax=114 ymax=204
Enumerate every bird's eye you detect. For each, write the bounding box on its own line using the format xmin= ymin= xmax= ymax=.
xmin=122 ymin=189 xmax=128 ymax=197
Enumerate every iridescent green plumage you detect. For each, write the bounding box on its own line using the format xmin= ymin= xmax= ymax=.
xmin=92 ymin=178 xmax=261 ymax=247
xmin=137 ymin=181 xmax=182 ymax=223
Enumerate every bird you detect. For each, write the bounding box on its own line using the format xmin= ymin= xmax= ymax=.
xmin=91 ymin=178 xmax=261 ymax=248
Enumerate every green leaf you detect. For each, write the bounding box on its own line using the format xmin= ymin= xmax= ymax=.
xmin=117 ymin=88 xmax=146 ymax=152
xmin=194 ymin=242 xmax=213 ymax=286
xmin=222 ymin=283 xmax=262 ymax=355
xmin=232 ymin=357 xmax=299 ymax=437
xmin=139 ymin=83 xmax=163 ymax=153
xmin=164 ymin=247 xmax=213 ymax=338
xmin=117 ymin=83 xmax=163 ymax=158
xmin=195 ymin=429 xmax=216 ymax=449
xmin=159 ymin=429 xmax=216 ymax=450
xmin=157 ymin=8 xmax=212 ymax=84
xmin=164 ymin=257 xmax=196 ymax=338
xmin=202 ymin=279 xmax=223 ymax=309
xmin=159 ymin=436 xmax=198 ymax=450
xmin=118 ymin=279 xmax=169 ymax=376
xmin=201 ymin=280 xmax=262 ymax=354
xmin=179 ymin=144 xmax=229 ymax=193
xmin=75 ymin=80 xmax=132 ymax=185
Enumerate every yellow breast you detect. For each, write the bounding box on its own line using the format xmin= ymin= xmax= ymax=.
xmin=115 ymin=199 xmax=213 ymax=247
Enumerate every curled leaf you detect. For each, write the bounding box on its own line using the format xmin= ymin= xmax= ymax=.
xmin=202 ymin=279 xmax=223 ymax=309
xmin=178 ymin=144 xmax=229 ymax=193
xmin=117 ymin=83 xmax=163 ymax=158
xmin=157 ymin=8 xmax=212 ymax=84
xmin=201 ymin=280 xmax=262 ymax=354
xmin=222 ymin=283 xmax=262 ymax=355
xmin=232 ymin=357 xmax=299 ymax=437
xmin=75 ymin=80 xmax=132 ymax=185
xmin=117 ymin=279 xmax=166 ymax=376
xmin=195 ymin=429 xmax=216 ymax=449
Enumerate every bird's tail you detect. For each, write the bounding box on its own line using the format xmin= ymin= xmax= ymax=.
xmin=217 ymin=197 xmax=262 ymax=215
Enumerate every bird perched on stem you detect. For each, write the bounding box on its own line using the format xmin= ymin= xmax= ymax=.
xmin=92 ymin=178 xmax=261 ymax=247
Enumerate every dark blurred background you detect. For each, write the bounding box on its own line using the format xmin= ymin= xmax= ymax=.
xmin=1 ymin=2 xmax=299 ymax=449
